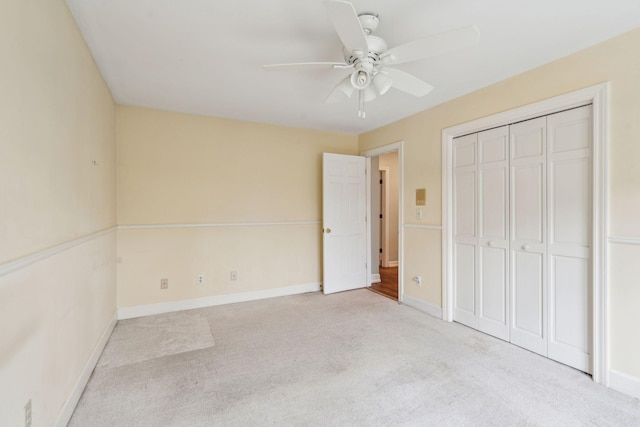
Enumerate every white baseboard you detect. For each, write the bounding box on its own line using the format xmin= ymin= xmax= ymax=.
xmin=609 ymin=369 xmax=640 ymax=399
xmin=388 ymin=261 xmax=398 ymax=267
xmin=118 ymin=282 xmax=322 ymax=320
xmin=55 ymin=310 xmax=118 ymax=427
xmin=370 ymin=274 xmax=381 ymax=283
xmin=402 ymin=295 xmax=443 ymax=319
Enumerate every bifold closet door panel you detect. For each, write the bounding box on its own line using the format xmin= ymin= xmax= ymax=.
xmin=453 ymin=133 xmax=478 ymax=328
xmin=509 ymin=116 xmax=547 ymax=356
xmin=477 ymin=126 xmax=510 ymax=340
xmin=547 ymin=105 xmax=593 ymax=373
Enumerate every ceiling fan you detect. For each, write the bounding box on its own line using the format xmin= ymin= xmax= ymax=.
xmin=264 ymin=1 xmax=480 ymax=118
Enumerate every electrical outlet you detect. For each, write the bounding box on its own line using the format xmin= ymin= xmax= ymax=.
xmin=230 ymin=271 xmax=238 ymax=281
xmin=413 ymin=276 xmax=422 ymax=287
xmin=160 ymin=278 xmax=168 ymax=289
xmin=24 ymin=398 xmax=32 ymax=427
xmin=197 ymin=274 xmax=204 ymax=285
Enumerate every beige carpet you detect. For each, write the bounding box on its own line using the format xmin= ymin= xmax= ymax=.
xmin=69 ymin=290 xmax=640 ymax=426
xmin=96 ymin=311 xmax=214 ymax=369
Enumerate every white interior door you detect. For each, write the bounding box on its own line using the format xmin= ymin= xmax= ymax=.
xmin=322 ymin=153 xmax=367 ymax=294
xmin=452 ymin=133 xmax=478 ymax=328
xmin=477 ymin=126 xmax=510 ymax=340
xmin=546 ymin=106 xmax=592 ymax=373
xmin=510 ymin=116 xmax=547 ymax=356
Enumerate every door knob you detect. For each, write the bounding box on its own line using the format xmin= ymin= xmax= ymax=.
xmin=488 ymin=240 xmax=495 ymax=247
xmin=522 ymin=244 xmax=530 ymax=250
xmin=325 ymin=228 xmax=332 ymax=234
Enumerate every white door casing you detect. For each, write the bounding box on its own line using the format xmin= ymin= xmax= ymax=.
xmin=322 ymin=153 xmax=367 ymax=294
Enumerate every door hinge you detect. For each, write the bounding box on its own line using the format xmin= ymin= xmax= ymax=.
xmin=380 ymin=179 xmax=383 ymax=184
xmin=379 ymin=213 xmax=383 ymax=219
xmin=379 ymin=248 xmax=383 ymax=253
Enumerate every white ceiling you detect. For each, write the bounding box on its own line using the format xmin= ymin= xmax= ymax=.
xmin=65 ymin=0 xmax=640 ymax=134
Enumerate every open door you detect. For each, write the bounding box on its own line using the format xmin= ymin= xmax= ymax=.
xmin=322 ymin=153 xmax=367 ymax=294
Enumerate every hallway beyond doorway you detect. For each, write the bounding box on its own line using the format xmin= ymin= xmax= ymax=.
xmin=369 ymin=267 xmax=398 ymax=300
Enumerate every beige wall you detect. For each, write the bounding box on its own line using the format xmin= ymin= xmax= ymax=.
xmin=117 ymin=106 xmax=358 ymax=307
xmin=359 ymin=27 xmax=640 ymax=379
xmin=0 ymin=0 xmax=117 ymax=425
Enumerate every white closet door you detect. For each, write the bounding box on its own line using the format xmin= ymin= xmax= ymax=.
xmin=510 ymin=117 xmax=547 ymax=356
xmin=477 ymin=126 xmax=510 ymax=340
xmin=547 ymin=106 xmax=592 ymax=372
xmin=453 ymin=133 xmax=478 ymax=328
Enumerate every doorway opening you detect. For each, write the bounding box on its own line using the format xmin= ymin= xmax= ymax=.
xmin=362 ymin=142 xmax=403 ymax=302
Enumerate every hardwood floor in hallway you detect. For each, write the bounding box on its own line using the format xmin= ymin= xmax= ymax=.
xmin=369 ymin=266 xmax=398 ymax=300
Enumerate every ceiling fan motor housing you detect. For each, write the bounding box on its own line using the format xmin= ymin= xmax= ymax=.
xmin=342 ymin=29 xmax=388 ymax=65
xmin=358 ymin=13 xmax=379 ymax=34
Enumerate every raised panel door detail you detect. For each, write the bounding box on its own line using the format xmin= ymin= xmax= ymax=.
xmin=550 ymin=256 xmax=589 ymax=350
xmin=512 ymin=163 xmax=544 ymax=243
xmin=347 ymin=182 xmax=362 ymax=224
xmin=454 ymin=136 xmax=476 ymax=167
xmin=512 ymin=128 xmax=544 ymax=159
xmin=454 ymin=171 xmax=476 ymax=238
xmin=454 ymin=243 xmax=476 ymax=327
xmin=480 ymin=168 xmax=507 ymax=240
xmin=480 ymin=130 xmax=508 ymax=164
xmin=346 ymin=160 xmax=360 ymax=177
xmin=548 ymin=106 xmax=592 ymax=154
xmin=327 ymin=182 xmax=343 ymax=225
xmin=550 ymin=157 xmax=591 ymax=247
xmin=548 ymin=255 xmax=590 ymax=372
xmin=512 ymin=251 xmax=544 ymax=336
xmin=480 ymin=247 xmax=507 ymax=323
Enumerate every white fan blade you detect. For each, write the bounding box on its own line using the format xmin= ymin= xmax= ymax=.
xmin=383 ymin=68 xmax=434 ymax=97
xmin=382 ymin=26 xmax=480 ymax=65
xmin=325 ymin=76 xmax=355 ymax=104
xmin=326 ymin=1 xmax=368 ymax=56
xmin=264 ymin=62 xmax=350 ymax=70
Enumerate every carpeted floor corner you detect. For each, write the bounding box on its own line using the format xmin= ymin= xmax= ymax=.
xmin=69 ymin=290 xmax=640 ymax=426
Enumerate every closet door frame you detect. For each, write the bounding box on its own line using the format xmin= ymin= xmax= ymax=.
xmin=442 ymin=83 xmax=609 ymax=386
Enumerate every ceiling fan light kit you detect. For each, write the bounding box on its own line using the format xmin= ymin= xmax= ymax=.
xmin=264 ymin=0 xmax=480 ymax=118
xmin=372 ymin=71 xmax=392 ymax=96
